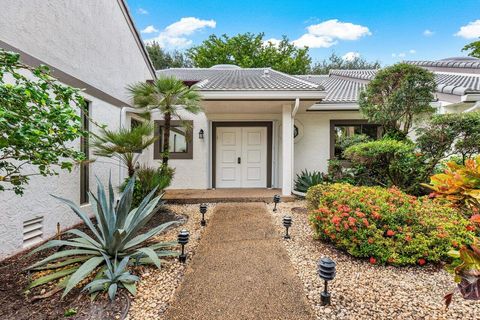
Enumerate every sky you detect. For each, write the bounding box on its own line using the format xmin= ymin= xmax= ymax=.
xmin=127 ymin=0 xmax=480 ymax=65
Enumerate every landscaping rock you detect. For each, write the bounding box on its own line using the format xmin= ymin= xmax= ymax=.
xmin=268 ymin=200 xmax=480 ymax=320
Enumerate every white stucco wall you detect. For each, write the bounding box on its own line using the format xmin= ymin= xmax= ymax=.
xmin=0 ymin=0 xmax=154 ymax=103
xmin=0 ymin=0 xmax=154 ymax=259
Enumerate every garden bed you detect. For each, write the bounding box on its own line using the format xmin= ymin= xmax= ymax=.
xmin=0 ymin=206 xmax=181 ymax=320
xmin=128 ymin=203 xmax=214 ymax=320
xmin=268 ymin=200 xmax=480 ymax=319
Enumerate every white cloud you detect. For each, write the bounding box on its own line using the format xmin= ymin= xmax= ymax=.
xmin=293 ymin=34 xmax=337 ymax=48
xmin=423 ymin=29 xmax=434 ymax=37
xmin=293 ymin=19 xmax=371 ymax=48
xmin=392 ymin=52 xmax=406 ymax=58
xmin=141 ymin=25 xmax=159 ymax=34
xmin=455 ymin=20 xmax=480 ymax=39
xmin=145 ymin=17 xmax=216 ymax=48
xmin=342 ymin=51 xmax=360 ymax=61
xmin=409 ymin=49 xmax=416 ymax=54
xmin=138 ymin=8 xmax=148 ymax=15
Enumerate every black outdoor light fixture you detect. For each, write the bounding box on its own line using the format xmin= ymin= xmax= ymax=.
xmin=317 ymin=257 xmax=336 ymax=306
xmin=273 ymin=194 xmax=281 ymax=211
xmin=199 ymin=203 xmax=207 ymax=226
xmin=282 ymin=215 xmax=292 ymax=239
xmin=199 ymin=129 xmax=204 ymax=139
xmin=177 ymin=229 xmax=190 ymax=263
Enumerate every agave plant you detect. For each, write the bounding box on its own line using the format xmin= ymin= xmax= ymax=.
xmin=294 ymin=169 xmax=325 ymax=193
xmin=26 ymin=175 xmax=178 ymax=298
xmin=84 ymin=254 xmax=139 ymax=301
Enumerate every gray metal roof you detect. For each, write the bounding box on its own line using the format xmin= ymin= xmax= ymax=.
xmin=406 ymin=57 xmax=480 ymax=70
xmin=157 ymin=66 xmax=323 ymax=91
xmin=300 ymin=67 xmax=480 ymax=102
xmin=297 ymin=75 xmax=366 ymax=103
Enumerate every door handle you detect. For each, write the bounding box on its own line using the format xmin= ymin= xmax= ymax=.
xmin=237 ymin=157 xmax=241 ymax=164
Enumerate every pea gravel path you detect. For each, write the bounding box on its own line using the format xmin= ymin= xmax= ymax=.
xmin=163 ymin=202 xmax=314 ymax=320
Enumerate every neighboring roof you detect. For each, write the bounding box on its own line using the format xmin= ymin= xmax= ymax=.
xmin=406 ymin=57 xmax=480 ymax=71
xmin=157 ymin=65 xmax=323 ymax=91
xmin=297 ymin=75 xmax=366 ymax=103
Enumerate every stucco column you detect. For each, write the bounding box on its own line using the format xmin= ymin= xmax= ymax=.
xmin=282 ymin=104 xmax=293 ymax=195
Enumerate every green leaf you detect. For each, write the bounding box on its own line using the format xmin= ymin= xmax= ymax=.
xmin=137 ymin=248 xmax=162 ymax=269
xmin=123 ymin=282 xmax=137 ymax=296
xmin=62 ymin=256 xmax=105 ymax=298
xmin=27 ymin=267 xmax=78 ymax=289
xmin=27 ymin=249 xmax=99 ymax=269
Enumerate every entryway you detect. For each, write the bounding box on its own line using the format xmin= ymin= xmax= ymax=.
xmin=212 ymin=122 xmax=273 ymax=188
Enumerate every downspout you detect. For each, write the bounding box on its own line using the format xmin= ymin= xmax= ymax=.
xmin=291 ymin=98 xmax=299 ymax=193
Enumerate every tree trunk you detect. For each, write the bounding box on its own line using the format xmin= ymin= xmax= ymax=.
xmin=162 ymin=112 xmax=171 ymax=166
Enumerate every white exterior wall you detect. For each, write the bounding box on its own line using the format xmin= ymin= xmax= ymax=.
xmin=294 ymin=111 xmax=364 ymax=174
xmin=0 ymin=0 xmax=153 ymax=103
xmin=0 ymin=1 xmax=154 ymax=259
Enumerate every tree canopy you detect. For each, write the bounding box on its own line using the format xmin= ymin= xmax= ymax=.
xmin=359 ymin=63 xmax=436 ymax=138
xmin=310 ymin=53 xmax=380 ymax=74
xmin=187 ymin=33 xmax=311 ymax=74
xmin=146 ymin=41 xmax=191 ymax=70
xmin=0 ymin=50 xmax=87 ymax=195
xmin=462 ymin=38 xmax=480 ymax=58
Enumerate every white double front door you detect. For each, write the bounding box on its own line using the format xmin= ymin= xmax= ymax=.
xmin=216 ymin=126 xmax=267 ymax=188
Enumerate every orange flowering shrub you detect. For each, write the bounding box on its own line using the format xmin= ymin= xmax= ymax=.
xmin=307 ymin=183 xmax=474 ymax=266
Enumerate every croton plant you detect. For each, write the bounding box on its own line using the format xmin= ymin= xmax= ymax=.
xmin=425 ymin=157 xmax=480 ymax=307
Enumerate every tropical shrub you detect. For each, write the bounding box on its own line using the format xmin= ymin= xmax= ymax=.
xmin=294 ymin=169 xmax=325 ymax=193
xmin=26 ymin=175 xmax=178 ymax=299
xmin=91 ymin=123 xmax=156 ymax=177
xmin=0 ymin=50 xmax=87 ymax=195
xmin=424 ymin=156 xmax=480 ymax=213
xmin=344 ymin=138 xmax=428 ymax=194
xmin=359 ymin=63 xmax=436 ymax=138
xmin=307 ymin=183 xmax=474 ymax=266
xmin=121 ymin=165 xmax=174 ymax=208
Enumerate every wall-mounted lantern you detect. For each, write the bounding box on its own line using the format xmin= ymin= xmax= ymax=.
xmin=199 ymin=129 xmax=204 ymax=139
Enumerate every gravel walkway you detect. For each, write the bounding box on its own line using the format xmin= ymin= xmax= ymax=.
xmin=268 ymin=200 xmax=480 ymax=320
xmin=163 ymin=202 xmax=314 ymax=320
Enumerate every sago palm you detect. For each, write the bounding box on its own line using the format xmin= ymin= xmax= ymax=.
xmin=91 ymin=123 xmax=156 ymax=177
xmin=128 ymin=76 xmax=202 ymax=165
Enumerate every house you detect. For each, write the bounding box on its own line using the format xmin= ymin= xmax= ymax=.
xmin=153 ymin=57 xmax=480 ymax=197
xmin=0 ymin=0 xmax=155 ymax=259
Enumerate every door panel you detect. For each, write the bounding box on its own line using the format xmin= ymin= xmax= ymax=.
xmin=216 ymin=126 xmax=267 ymax=188
xmin=241 ymin=127 xmax=267 ymax=187
xmin=216 ymin=127 xmax=242 ymax=187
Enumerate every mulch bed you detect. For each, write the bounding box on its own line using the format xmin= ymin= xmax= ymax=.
xmin=0 ymin=206 xmax=180 ymax=320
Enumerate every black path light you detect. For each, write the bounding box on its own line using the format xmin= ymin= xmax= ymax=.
xmin=199 ymin=203 xmax=207 ymax=226
xmin=178 ymin=229 xmax=190 ymax=263
xmin=273 ymin=194 xmax=281 ymax=211
xmin=317 ymin=257 xmax=336 ymax=305
xmin=282 ymin=215 xmax=292 ymax=239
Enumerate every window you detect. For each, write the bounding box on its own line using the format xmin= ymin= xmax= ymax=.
xmin=131 ymin=118 xmax=143 ymax=129
xmin=80 ymin=102 xmax=90 ymax=204
xmin=154 ymin=120 xmax=193 ymax=159
xmin=330 ymin=120 xmax=382 ymax=159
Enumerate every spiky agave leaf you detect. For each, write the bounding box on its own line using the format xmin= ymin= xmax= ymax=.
xmin=27 ymin=174 xmax=178 ymax=299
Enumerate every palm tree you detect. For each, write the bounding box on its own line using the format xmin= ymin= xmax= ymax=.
xmin=91 ymin=123 xmax=156 ymax=177
xmin=128 ymin=76 xmax=202 ymax=166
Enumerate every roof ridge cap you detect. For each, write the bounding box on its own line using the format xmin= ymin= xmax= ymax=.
xmin=268 ymin=69 xmax=320 ymax=88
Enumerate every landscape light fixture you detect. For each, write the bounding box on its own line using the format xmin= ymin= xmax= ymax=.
xmin=199 ymin=129 xmax=204 ymax=139
xmin=177 ymin=229 xmax=190 ymax=263
xmin=282 ymin=215 xmax=292 ymax=239
xmin=317 ymin=257 xmax=336 ymax=306
xmin=200 ymin=203 xmax=207 ymax=226
xmin=273 ymin=194 xmax=281 ymax=211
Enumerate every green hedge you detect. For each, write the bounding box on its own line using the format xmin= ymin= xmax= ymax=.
xmin=306 ymin=183 xmax=474 ymax=266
